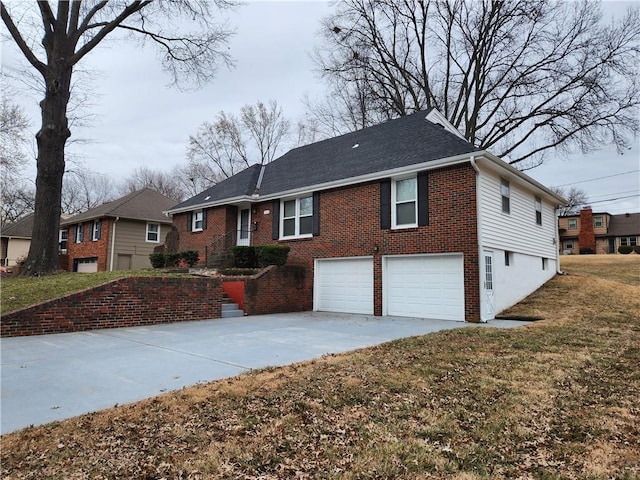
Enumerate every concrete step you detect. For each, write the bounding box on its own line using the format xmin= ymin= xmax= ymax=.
xmin=221 ymin=302 xmax=244 ymax=318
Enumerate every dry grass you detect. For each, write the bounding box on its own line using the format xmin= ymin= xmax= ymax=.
xmin=1 ymin=256 xmax=639 ymax=479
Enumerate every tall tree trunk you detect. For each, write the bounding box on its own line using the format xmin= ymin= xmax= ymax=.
xmin=23 ymin=62 xmax=71 ymax=275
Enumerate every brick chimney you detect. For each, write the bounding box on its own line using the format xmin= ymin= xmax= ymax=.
xmin=579 ymin=208 xmax=596 ymax=253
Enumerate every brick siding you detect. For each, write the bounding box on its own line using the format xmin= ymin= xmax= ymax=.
xmin=1 ymin=277 xmax=222 ymax=337
xmin=225 ymin=265 xmax=312 ymax=316
xmin=178 ymin=163 xmax=481 ymax=321
xmin=64 ymin=219 xmax=111 ymax=271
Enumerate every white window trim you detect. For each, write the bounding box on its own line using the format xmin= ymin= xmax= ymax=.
xmin=280 ymin=196 xmax=313 ymax=239
xmin=568 ymin=219 xmax=578 ymax=229
xmin=192 ymin=210 xmax=204 ymax=232
xmin=146 ymin=223 xmax=160 ymax=243
xmin=391 ymin=175 xmax=418 ymax=229
xmin=75 ymin=224 xmax=84 ymax=243
xmin=91 ymin=221 xmax=101 ymax=241
xmin=594 ymin=216 xmax=603 ymax=228
xmin=501 ymin=178 xmax=511 ymax=215
xmin=534 ymin=196 xmax=542 ymax=226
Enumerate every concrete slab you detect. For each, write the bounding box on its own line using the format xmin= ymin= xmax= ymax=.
xmin=1 ymin=312 xmax=528 ymax=434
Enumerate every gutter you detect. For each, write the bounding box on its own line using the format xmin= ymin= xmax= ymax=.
xmin=109 ymin=217 xmax=119 ymax=272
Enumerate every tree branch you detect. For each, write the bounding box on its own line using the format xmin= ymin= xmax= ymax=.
xmin=1 ymin=1 xmax=46 ymax=75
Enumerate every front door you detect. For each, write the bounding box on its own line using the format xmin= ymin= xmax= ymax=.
xmin=481 ymin=250 xmax=495 ymax=320
xmin=237 ymin=208 xmax=250 ymax=246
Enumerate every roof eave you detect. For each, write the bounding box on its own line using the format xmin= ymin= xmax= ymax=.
xmin=478 ymin=151 xmax=567 ymax=206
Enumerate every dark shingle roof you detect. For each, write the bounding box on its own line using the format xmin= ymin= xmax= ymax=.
xmin=170 ymin=164 xmax=262 ymax=211
xmin=61 ymin=189 xmax=175 ymax=226
xmin=1 ymin=213 xmax=35 ymax=238
xmin=168 ymin=110 xmax=478 ymax=212
xmin=608 ymin=212 xmax=640 ymax=236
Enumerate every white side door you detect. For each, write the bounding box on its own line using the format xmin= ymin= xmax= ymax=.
xmin=481 ymin=250 xmax=495 ymax=321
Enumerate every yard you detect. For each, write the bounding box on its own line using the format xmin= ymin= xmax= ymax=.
xmin=1 ymin=255 xmax=639 ymax=479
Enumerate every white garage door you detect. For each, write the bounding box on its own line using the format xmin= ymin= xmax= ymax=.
xmin=384 ymin=254 xmax=465 ymax=321
xmin=314 ymin=257 xmax=373 ymax=314
xmin=77 ymin=257 xmax=98 ymax=273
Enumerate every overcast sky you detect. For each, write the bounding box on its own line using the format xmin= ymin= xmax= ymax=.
xmin=3 ymin=0 xmax=639 ymax=215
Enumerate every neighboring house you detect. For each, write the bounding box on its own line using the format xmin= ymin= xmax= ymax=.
xmin=559 ymin=208 xmax=640 ymax=254
xmin=61 ymin=189 xmax=175 ymax=272
xmin=1 ymin=213 xmax=70 ymax=267
xmin=1 ymin=214 xmax=34 ymax=267
xmin=166 ymin=109 xmax=565 ymax=322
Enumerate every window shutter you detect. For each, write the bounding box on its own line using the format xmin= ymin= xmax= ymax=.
xmin=312 ymin=192 xmax=320 ymax=236
xmin=272 ymin=200 xmax=280 ymax=240
xmin=417 ymin=171 xmax=429 ymax=226
xmin=186 ymin=212 xmax=193 ymax=232
xmin=380 ymin=179 xmax=391 ymax=229
xmin=201 ymin=209 xmax=207 ymax=230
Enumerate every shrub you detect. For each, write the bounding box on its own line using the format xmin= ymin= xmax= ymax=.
xmin=635 ymin=246 xmax=640 ymax=254
xmin=180 ymin=250 xmax=199 ymax=267
xmin=256 ymin=245 xmax=290 ymax=267
xmin=165 ymin=253 xmax=182 ymax=267
xmin=579 ymin=248 xmax=594 ymax=254
xmin=149 ymin=253 xmax=166 ymax=269
xmin=618 ymin=245 xmax=633 ymax=254
xmin=232 ymin=246 xmax=257 ymax=268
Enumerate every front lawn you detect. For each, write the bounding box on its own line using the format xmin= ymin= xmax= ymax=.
xmin=1 ymin=255 xmax=639 ymax=479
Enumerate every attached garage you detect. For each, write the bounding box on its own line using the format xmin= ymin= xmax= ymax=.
xmin=314 ymin=257 xmax=374 ymax=315
xmin=75 ymin=257 xmax=98 ymax=273
xmin=384 ymin=254 xmax=465 ymax=321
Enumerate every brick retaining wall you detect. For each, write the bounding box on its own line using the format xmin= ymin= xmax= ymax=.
xmin=1 ymin=277 xmax=223 ymax=337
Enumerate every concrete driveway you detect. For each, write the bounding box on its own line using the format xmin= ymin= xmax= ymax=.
xmin=1 ymin=312 xmax=527 ymax=434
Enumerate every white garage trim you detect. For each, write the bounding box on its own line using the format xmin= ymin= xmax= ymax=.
xmin=77 ymin=257 xmax=98 ymax=273
xmin=383 ymin=253 xmax=465 ymax=321
xmin=314 ymin=257 xmax=374 ymax=315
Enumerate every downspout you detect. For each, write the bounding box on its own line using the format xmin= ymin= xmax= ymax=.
xmin=109 ymin=217 xmax=119 ymax=272
xmin=555 ymin=207 xmax=564 ymax=275
xmin=469 ymin=156 xmax=487 ymax=322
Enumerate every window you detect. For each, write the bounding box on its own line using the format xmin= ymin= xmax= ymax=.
xmin=501 ymin=179 xmax=510 ymax=214
xmin=565 ymin=240 xmax=574 ymax=250
xmin=281 ymin=196 xmax=313 ymax=238
xmin=621 ymin=237 xmax=638 ymax=247
xmin=59 ymin=229 xmax=68 ymax=253
xmin=146 ymin=223 xmax=160 ymax=243
xmin=594 ymin=216 xmax=603 ymax=228
xmin=75 ymin=224 xmax=84 ymax=243
xmin=504 ymin=251 xmax=512 ymax=266
xmin=534 ymin=196 xmax=542 ymax=225
xmin=192 ymin=210 xmax=204 ymax=231
xmin=393 ymin=177 xmax=417 ymax=228
xmin=542 ymin=258 xmax=548 ymax=270
xmin=568 ymin=218 xmax=578 ymax=229
xmin=91 ymin=220 xmax=101 ymax=241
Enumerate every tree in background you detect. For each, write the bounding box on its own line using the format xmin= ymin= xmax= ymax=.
xmin=552 ymin=186 xmax=590 ymax=216
xmin=62 ymin=169 xmax=115 ymax=215
xmin=1 ymin=0 xmax=235 ymax=275
xmin=313 ymin=0 xmax=639 ymax=169
xmin=187 ymin=100 xmax=290 ymax=182
xmin=119 ymin=166 xmax=185 ymax=203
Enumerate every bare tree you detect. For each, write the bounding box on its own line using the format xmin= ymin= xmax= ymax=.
xmin=1 ymin=0 xmax=235 ymax=275
xmin=0 ymin=96 xmax=31 ymax=182
xmin=119 ymin=166 xmax=185 ymax=202
xmin=187 ymin=100 xmax=290 ymax=181
xmin=313 ymin=0 xmax=640 ymax=169
xmin=551 ymin=186 xmax=590 ymax=216
xmin=61 ymin=170 xmax=116 ymax=215
xmin=0 ymin=180 xmax=35 ymax=227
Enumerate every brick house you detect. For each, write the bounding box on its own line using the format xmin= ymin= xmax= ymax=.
xmin=559 ymin=208 xmax=640 ymax=254
xmin=166 ymin=110 xmax=565 ymax=322
xmin=61 ymin=189 xmax=175 ymax=272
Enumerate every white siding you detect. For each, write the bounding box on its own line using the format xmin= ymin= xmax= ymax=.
xmin=479 ymin=168 xmax=557 ymax=258
xmin=477 ymin=163 xmax=559 ymax=319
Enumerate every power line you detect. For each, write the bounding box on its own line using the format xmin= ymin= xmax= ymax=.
xmin=576 ymin=194 xmax=639 ymax=205
xmin=555 ymin=169 xmax=639 ymax=187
